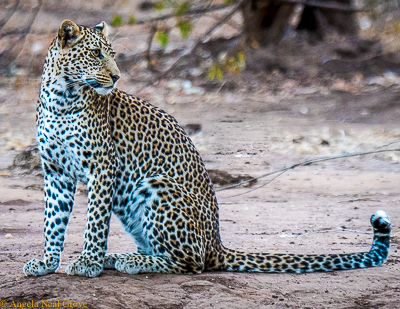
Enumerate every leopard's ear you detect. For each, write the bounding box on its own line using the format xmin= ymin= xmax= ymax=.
xmin=58 ymin=20 xmax=83 ymax=49
xmin=94 ymin=21 xmax=109 ymax=37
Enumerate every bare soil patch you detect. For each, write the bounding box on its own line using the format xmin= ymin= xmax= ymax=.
xmin=1 ymin=86 xmax=400 ymax=308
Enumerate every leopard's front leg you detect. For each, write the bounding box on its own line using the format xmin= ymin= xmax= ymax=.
xmin=23 ymin=173 xmax=77 ymax=276
xmin=65 ymin=161 xmax=115 ymax=277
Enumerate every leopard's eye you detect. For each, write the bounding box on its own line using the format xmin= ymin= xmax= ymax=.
xmin=91 ymin=49 xmax=101 ymax=57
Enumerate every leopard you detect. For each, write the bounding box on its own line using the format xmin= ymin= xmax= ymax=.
xmin=23 ymin=20 xmax=391 ymax=278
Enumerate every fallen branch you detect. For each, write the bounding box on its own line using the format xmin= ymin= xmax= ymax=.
xmin=217 ymin=146 xmax=400 ymax=194
xmin=145 ymin=23 xmax=159 ymax=71
xmin=278 ymin=0 xmax=366 ymax=12
xmin=157 ymin=0 xmax=247 ymax=79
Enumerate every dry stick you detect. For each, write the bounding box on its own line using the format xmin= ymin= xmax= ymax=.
xmin=313 ymin=227 xmax=373 ymax=234
xmin=217 ymin=147 xmax=400 ymax=195
xmin=0 ymin=0 xmax=21 ymax=34
xmin=288 ymin=2 xmax=306 ymax=28
xmin=135 ymin=4 xmax=232 ymax=25
xmin=145 ymin=23 xmax=159 ymax=72
xmin=0 ymin=0 xmax=41 ymax=39
xmin=278 ymin=0 xmax=367 ymax=11
xmin=0 ymin=0 xmax=42 ymax=67
xmin=157 ymin=0 xmax=247 ymax=79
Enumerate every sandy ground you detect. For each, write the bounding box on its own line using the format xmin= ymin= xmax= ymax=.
xmin=1 ymin=82 xmax=400 ymax=308
xmin=1 ymin=1 xmax=400 ymax=308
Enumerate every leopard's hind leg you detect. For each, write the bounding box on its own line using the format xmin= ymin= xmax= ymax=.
xmin=109 ymin=175 xmax=207 ymax=274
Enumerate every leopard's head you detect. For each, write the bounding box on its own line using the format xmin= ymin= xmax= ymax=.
xmin=56 ymin=20 xmax=120 ymax=95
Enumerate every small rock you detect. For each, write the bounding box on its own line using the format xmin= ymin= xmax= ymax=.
xmin=359 ymin=16 xmax=371 ymax=30
xmin=31 ymin=41 xmax=44 ymax=53
xmin=182 ymin=80 xmax=192 ymax=89
xmin=188 ymin=67 xmax=203 ymax=77
xmin=5 ymin=234 xmax=13 ymax=239
xmin=183 ymin=124 xmax=202 ymax=135
xmin=182 ymin=80 xmax=205 ymax=95
xmin=299 ymin=106 xmax=309 ymax=115
xmin=9 ymin=145 xmax=42 ymax=176
xmin=166 ymin=79 xmax=182 ymax=90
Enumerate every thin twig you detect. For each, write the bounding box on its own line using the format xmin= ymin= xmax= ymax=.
xmin=158 ymin=0 xmax=247 ymax=79
xmin=217 ymin=146 xmax=400 ymax=192
xmin=134 ymin=4 xmax=232 ymax=25
xmin=313 ymin=227 xmax=373 ymax=234
xmin=224 ymin=170 xmax=288 ymax=199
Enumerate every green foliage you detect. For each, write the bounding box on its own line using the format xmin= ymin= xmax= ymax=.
xmin=154 ymin=1 xmax=165 ymax=11
xmin=207 ymin=52 xmax=246 ymax=81
xmin=177 ymin=20 xmax=193 ymax=39
xmin=110 ymin=15 xmax=123 ymax=27
xmin=225 ymin=52 xmax=246 ymax=74
xmin=176 ymin=1 xmax=191 ymax=16
xmin=156 ymin=30 xmax=169 ymax=48
xmin=128 ymin=15 xmax=137 ymax=25
xmin=207 ymin=65 xmax=224 ymax=81
xmin=112 ymin=0 xmax=245 ymax=81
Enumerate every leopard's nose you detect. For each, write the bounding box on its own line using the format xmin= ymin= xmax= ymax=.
xmin=111 ymin=74 xmax=120 ymax=83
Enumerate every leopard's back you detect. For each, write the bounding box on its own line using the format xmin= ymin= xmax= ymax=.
xmin=108 ymin=90 xmax=221 ymax=254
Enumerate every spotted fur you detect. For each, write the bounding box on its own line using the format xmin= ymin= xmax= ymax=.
xmin=23 ymin=20 xmax=391 ymax=277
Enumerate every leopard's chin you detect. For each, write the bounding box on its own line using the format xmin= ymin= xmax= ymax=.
xmin=93 ymin=86 xmax=114 ymax=95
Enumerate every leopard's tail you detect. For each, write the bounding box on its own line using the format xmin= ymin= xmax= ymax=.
xmin=212 ymin=210 xmax=391 ymax=273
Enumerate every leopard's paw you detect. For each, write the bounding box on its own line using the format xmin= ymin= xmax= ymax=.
xmin=104 ymin=253 xmax=123 ymax=270
xmin=23 ymin=258 xmax=58 ymax=276
xmin=115 ymin=255 xmax=140 ymax=274
xmin=65 ymin=256 xmax=103 ymax=277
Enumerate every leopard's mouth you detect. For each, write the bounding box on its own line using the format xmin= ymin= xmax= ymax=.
xmin=86 ymin=78 xmax=114 ymax=95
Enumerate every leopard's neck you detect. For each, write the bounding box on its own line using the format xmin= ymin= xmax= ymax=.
xmin=39 ymin=40 xmax=106 ymax=116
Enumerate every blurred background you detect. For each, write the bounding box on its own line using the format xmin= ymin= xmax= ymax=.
xmin=2 ymin=0 xmax=400 ymax=170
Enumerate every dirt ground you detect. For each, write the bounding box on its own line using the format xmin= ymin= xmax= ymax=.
xmin=1 ymin=1 xmax=400 ymax=308
xmin=1 ymin=80 xmax=400 ymax=308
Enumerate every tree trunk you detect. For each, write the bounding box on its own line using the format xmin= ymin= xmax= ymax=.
xmin=241 ymin=0 xmax=359 ymax=47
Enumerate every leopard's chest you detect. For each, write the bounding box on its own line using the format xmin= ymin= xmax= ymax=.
xmin=37 ymin=111 xmax=94 ymax=182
